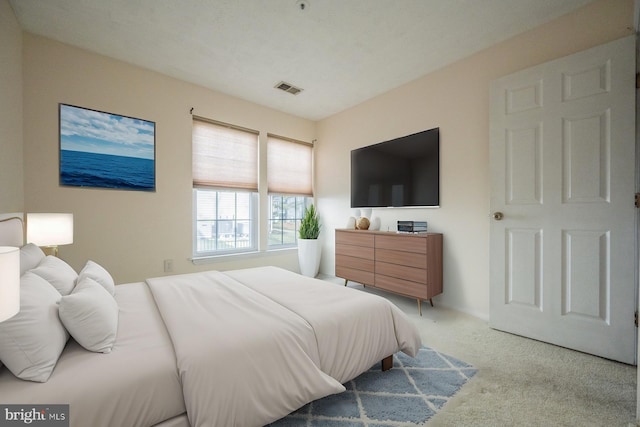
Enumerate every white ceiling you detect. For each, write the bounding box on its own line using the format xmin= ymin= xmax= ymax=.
xmin=9 ymin=0 xmax=596 ymax=120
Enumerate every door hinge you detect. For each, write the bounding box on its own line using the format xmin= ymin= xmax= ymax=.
xmin=635 ymin=193 xmax=640 ymax=208
xmin=635 ymin=311 xmax=638 ymax=327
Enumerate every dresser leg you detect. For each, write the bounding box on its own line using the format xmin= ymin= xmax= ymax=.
xmin=417 ymin=299 xmax=422 ymax=316
xmin=429 ymin=298 xmax=434 ymax=307
xmin=344 ymin=279 xmax=348 ymax=286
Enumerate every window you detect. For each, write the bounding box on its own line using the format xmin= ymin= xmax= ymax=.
xmin=192 ymin=118 xmax=259 ymax=256
xmin=192 ymin=119 xmax=314 ymax=257
xmin=267 ymin=135 xmax=314 ymax=248
xmin=268 ymin=195 xmax=313 ymax=247
xmin=195 ymin=189 xmax=257 ymax=254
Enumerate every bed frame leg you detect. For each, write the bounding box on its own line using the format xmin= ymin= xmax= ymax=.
xmin=381 ymin=355 xmax=393 ymax=371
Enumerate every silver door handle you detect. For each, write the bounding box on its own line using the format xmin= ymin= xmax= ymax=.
xmin=492 ymin=212 xmax=504 ymax=221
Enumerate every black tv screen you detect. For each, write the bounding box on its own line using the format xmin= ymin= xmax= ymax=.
xmin=351 ymin=128 xmax=439 ymax=208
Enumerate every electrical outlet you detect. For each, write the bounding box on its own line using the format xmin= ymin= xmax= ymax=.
xmin=163 ymin=259 xmax=173 ymax=273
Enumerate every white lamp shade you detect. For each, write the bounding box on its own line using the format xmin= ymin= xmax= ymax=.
xmin=0 ymin=246 xmax=20 ymax=322
xmin=27 ymin=213 xmax=74 ymax=246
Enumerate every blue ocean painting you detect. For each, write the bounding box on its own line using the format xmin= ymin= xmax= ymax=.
xmin=59 ymin=104 xmax=155 ymax=191
xmin=60 ymin=150 xmax=155 ymax=190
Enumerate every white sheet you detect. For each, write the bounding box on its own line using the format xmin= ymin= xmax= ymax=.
xmin=225 ymin=266 xmax=422 ymax=383
xmin=146 ymin=271 xmax=345 ymax=427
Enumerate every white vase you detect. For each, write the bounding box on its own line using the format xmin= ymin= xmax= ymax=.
xmin=297 ymin=238 xmax=321 ymax=277
xmin=370 ymin=217 xmax=381 ymax=230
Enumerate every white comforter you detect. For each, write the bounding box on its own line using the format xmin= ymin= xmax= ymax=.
xmin=226 ymin=266 xmax=422 ymax=383
xmin=146 ymin=266 xmax=422 ymax=427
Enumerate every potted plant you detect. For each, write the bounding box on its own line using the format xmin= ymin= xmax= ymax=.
xmin=297 ymin=204 xmax=321 ymax=277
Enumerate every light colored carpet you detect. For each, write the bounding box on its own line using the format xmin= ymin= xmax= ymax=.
xmin=320 ymin=276 xmax=637 ymax=426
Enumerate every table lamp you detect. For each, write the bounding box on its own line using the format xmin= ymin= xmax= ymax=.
xmin=0 ymin=246 xmax=20 ymax=322
xmin=26 ymin=213 xmax=74 ymax=257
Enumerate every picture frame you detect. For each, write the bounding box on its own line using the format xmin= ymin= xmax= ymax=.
xmin=59 ymin=103 xmax=156 ymax=191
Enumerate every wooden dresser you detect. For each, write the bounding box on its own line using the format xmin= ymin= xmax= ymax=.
xmin=335 ymin=229 xmax=443 ymax=315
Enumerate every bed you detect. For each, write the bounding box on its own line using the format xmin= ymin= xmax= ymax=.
xmin=0 ymin=216 xmax=422 ymax=427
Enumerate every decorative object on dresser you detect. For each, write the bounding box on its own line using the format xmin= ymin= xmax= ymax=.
xmin=335 ymin=229 xmax=443 ymax=315
xmin=297 ymin=204 xmax=322 ymax=277
xmin=347 ymin=208 xmax=380 ymax=231
xmin=397 ymin=220 xmax=427 ymax=233
xmin=346 ymin=216 xmax=357 ymax=229
xmin=369 ymin=216 xmax=381 ymax=230
xmin=355 ymin=216 xmax=370 ymax=230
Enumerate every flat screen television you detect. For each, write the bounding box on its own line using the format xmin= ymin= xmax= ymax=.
xmin=351 ymin=127 xmax=439 ymax=208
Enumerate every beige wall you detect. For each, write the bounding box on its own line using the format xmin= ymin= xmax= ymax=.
xmin=16 ymin=0 xmax=634 ymax=317
xmin=0 ymin=0 xmax=24 ymax=213
xmin=22 ymin=34 xmax=315 ymax=283
xmin=315 ymin=0 xmax=634 ymax=319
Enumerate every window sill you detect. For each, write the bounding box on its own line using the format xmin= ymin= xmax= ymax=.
xmin=190 ymin=246 xmax=297 ymax=265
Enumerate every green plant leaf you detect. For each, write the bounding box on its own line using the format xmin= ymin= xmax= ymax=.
xmin=299 ymin=204 xmax=321 ymax=239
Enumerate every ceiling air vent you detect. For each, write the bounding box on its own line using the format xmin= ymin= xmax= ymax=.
xmin=275 ymin=81 xmax=303 ymax=95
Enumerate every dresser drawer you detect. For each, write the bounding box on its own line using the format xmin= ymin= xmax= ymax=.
xmin=375 ymin=234 xmax=427 ymax=254
xmin=336 ymin=265 xmax=374 ymax=286
xmin=376 ymin=248 xmax=426 ymax=269
xmin=336 ymin=243 xmax=374 ymax=260
xmin=375 ymin=261 xmax=426 ymax=284
xmin=336 ymin=254 xmax=374 ymax=271
xmin=336 ymin=230 xmax=375 ymax=247
xmin=375 ymin=274 xmax=429 ymax=299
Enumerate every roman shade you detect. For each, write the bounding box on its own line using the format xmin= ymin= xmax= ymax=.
xmin=267 ymin=134 xmax=313 ymax=196
xmin=192 ymin=118 xmax=259 ymax=191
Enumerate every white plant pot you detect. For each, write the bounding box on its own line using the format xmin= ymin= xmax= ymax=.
xmin=297 ymin=238 xmax=321 ymax=277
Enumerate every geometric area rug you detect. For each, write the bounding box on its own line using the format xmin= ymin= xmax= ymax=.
xmin=269 ymin=346 xmax=477 ymax=426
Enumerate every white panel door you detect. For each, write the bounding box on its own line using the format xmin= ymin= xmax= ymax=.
xmin=489 ymin=36 xmax=636 ymax=364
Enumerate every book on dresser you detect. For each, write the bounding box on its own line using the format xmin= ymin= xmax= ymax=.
xmin=334 ymin=228 xmax=443 ymax=315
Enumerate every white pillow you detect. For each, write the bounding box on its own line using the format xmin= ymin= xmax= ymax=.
xmin=77 ymin=260 xmax=115 ymax=296
xmin=30 ymin=255 xmax=78 ymax=296
xmin=59 ymin=277 xmax=119 ymax=354
xmin=0 ymin=272 xmax=69 ymax=382
xmin=20 ymin=243 xmax=46 ymax=276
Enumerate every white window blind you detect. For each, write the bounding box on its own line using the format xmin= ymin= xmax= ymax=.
xmin=192 ymin=118 xmax=259 ymax=190
xmin=267 ymin=134 xmax=313 ymax=196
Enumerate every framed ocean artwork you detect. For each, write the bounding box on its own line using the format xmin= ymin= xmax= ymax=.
xmin=59 ymin=104 xmax=156 ymax=191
